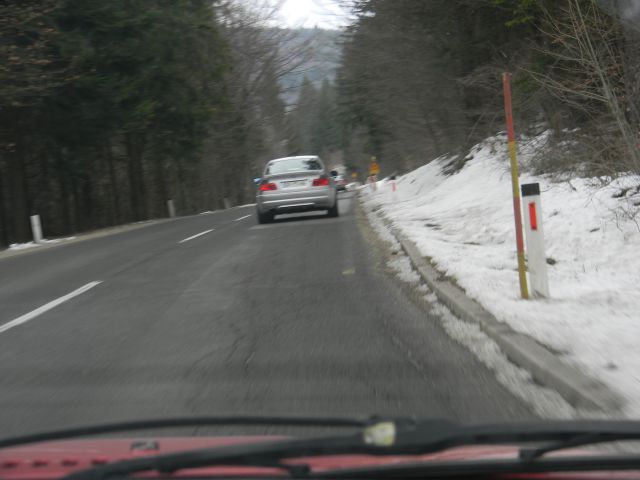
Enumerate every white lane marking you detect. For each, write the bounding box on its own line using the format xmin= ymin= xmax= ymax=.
xmin=0 ymin=281 xmax=102 ymax=334
xmin=235 ymin=215 xmax=252 ymax=221
xmin=178 ymin=229 xmax=214 ymax=244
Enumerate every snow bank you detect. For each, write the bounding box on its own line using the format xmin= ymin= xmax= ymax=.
xmin=7 ymin=237 xmax=76 ymax=251
xmin=363 ymin=133 xmax=640 ymax=416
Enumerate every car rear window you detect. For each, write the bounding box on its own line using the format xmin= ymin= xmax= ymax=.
xmin=266 ymin=158 xmax=322 ymax=175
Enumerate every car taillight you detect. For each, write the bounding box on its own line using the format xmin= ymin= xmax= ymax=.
xmin=259 ymin=182 xmax=277 ymax=191
xmin=312 ymin=177 xmax=330 ymax=187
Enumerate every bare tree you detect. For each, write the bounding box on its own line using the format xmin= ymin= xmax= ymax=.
xmin=527 ymin=0 xmax=640 ymax=175
xmin=198 ymin=1 xmax=314 ymax=204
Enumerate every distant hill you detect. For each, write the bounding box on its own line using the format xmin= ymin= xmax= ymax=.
xmin=277 ymin=28 xmax=342 ymax=106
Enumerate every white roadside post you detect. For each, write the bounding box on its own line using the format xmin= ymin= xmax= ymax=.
xmin=390 ymin=176 xmax=397 ymax=202
xmin=30 ymin=215 xmax=44 ymax=244
xmin=521 ymin=183 xmax=550 ymax=298
xmin=167 ymin=199 xmax=176 ymax=218
xmin=367 ymin=174 xmax=378 ymax=192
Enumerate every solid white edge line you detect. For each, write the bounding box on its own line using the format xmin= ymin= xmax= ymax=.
xmin=234 ymin=215 xmax=252 ymax=221
xmin=179 ymin=229 xmax=214 ymax=244
xmin=0 ymin=281 xmax=102 ymax=334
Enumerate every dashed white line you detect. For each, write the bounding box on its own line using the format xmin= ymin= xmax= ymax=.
xmin=235 ymin=214 xmax=252 ymax=221
xmin=178 ymin=229 xmax=214 ymax=244
xmin=0 ymin=281 xmax=102 ymax=334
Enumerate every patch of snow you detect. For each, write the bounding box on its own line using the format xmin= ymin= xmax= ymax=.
xmin=387 ymin=255 xmax=421 ymax=284
xmin=9 ymin=239 xmax=56 ymax=250
xmin=9 ymin=242 xmax=41 ymax=251
xmin=367 ymin=210 xmax=579 ymax=419
xmin=363 ymin=132 xmax=640 ymax=417
xmin=432 ymin=303 xmax=577 ymax=419
xmin=8 ymin=236 xmax=76 ymax=251
xmin=424 ymin=292 xmax=438 ymax=304
xmin=365 ymin=208 xmax=401 ymax=251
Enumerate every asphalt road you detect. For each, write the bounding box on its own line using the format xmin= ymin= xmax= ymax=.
xmin=0 ymin=193 xmax=533 ymax=438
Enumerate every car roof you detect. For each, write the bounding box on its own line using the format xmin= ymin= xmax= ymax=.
xmin=268 ymin=156 xmax=320 ymax=164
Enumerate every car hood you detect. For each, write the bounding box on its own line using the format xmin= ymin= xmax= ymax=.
xmin=0 ymin=436 xmax=632 ymax=480
xmin=0 ymin=436 xmax=531 ymax=479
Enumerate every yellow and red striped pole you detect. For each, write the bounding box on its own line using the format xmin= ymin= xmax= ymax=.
xmin=503 ymin=72 xmax=529 ymax=300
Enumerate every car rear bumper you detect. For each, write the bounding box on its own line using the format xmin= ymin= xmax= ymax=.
xmin=257 ymin=190 xmax=335 ymax=214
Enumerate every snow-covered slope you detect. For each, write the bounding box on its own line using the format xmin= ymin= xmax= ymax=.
xmin=362 ymin=133 xmax=640 ymax=416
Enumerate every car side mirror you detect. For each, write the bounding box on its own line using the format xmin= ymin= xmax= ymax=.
xmin=253 ymin=177 xmax=261 ymax=185
xmin=329 ymin=170 xmax=338 ymax=177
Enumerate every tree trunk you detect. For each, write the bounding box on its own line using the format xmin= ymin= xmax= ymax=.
xmin=105 ymin=140 xmax=121 ymax=225
xmin=0 ymin=163 xmax=9 ymax=247
xmin=56 ymin=153 xmax=72 ymax=234
xmin=125 ymin=133 xmax=147 ymax=221
xmin=7 ymin=144 xmax=31 ymax=243
xmin=153 ymin=156 xmax=168 ymax=218
xmin=82 ymin=175 xmax=94 ymax=230
xmin=71 ymin=175 xmax=81 ymax=232
xmin=175 ymin=157 xmax=190 ymax=215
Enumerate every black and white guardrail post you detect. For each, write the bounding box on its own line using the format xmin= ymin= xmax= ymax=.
xmin=521 ymin=183 xmax=550 ymax=298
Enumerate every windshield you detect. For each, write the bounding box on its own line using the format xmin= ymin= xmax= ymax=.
xmin=266 ymin=158 xmax=323 ymax=175
xmin=1 ymin=0 xmax=637 ymax=463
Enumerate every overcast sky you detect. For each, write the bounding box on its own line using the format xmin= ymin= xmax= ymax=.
xmin=276 ymin=0 xmax=349 ymax=29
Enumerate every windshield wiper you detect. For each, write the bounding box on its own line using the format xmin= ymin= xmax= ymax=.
xmin=519 ymin=431 xmax=640 ymax=461
xmin=0 ymin=415 xmax=371 ymax=449
xmin=314 ymin=456 xmax=640 ymax=479
xmin=5 ymin=417 xmax=640 ymax=480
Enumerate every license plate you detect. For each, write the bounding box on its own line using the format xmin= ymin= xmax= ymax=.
xmin=283 ymin=180 xmax=306 ymax=187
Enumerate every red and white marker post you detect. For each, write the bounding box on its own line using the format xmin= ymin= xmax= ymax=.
xmin=503 ymin=72 xmax=529 ymax=299
xmin=521 ymin=183 xmax=550 ymax=298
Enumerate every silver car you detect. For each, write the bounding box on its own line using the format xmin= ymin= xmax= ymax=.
xmin=256 ymin=156 xmax=339 ymax=224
